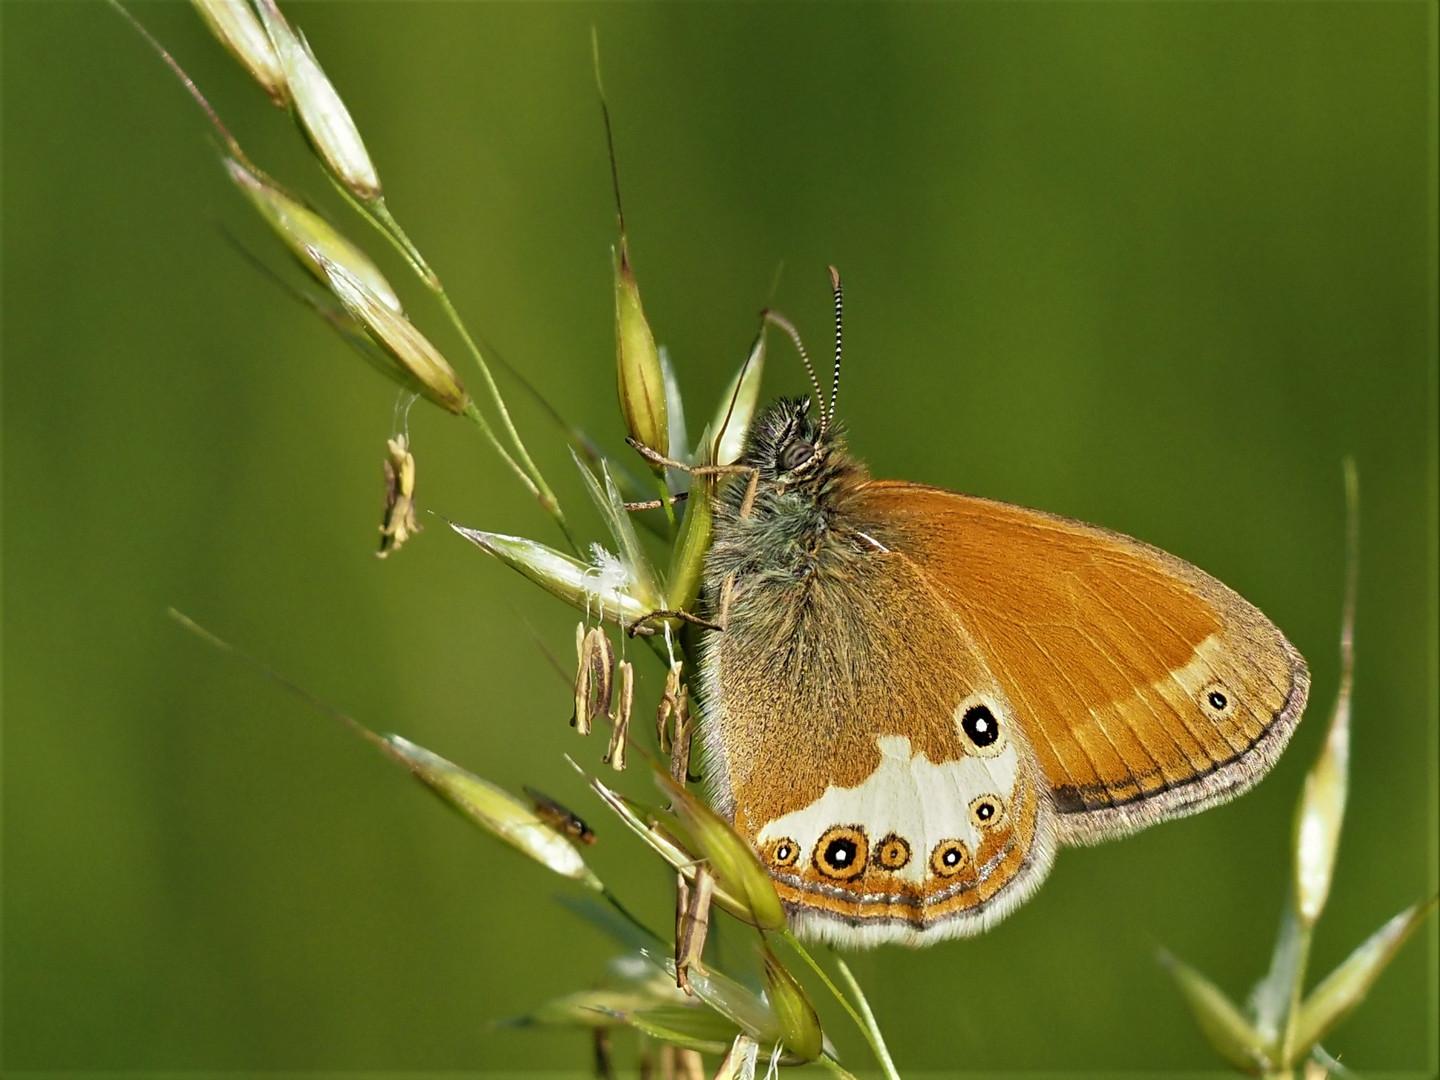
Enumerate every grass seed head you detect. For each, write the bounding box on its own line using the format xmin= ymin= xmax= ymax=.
xmin=253 ymin=0 xmax=382 ymax=200
xmin=311 ymin=249 xmax=469 ymax=413
xmin=761 ymin=946 xmax=823 ymax=1063
xmin=710 ymin=332 xmax=766 ymax=466
xmin=190 ymin=0 xmax=287 ymax=104
xmin=381 ymin=734 xmax=601 ymax=888
xmin=224 ymin=158 xmax=402 ymax=314
xmin=1158 ymin=949 xmax=1269 ymax=1072
xmin=658 ymin=773 xmax=785 ymax=931
xmin=614 ymin=239 xmax=668 ymax=460
xmin=450 ymin=526 xmax=651 ymax=626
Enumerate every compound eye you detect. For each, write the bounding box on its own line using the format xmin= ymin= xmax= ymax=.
xmin=777 ymin=440 xmax=815 ymax=472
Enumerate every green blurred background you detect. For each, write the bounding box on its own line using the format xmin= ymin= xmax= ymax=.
xmin=3 ymin=2 xmax=1435 ymax=1075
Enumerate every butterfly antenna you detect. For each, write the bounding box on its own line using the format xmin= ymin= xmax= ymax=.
xmin=824 ymin=265 xmax=843 ymax=437
xmin=762 ymin=309 xmax=825 ymax=418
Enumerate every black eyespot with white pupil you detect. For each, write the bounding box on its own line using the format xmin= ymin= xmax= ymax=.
xmin=874 ymin=834 xmax=911 ymax=871
xmin=1201 ymin=683 xmax=1236 ymax=717
xmin=929 ymin=838 xmax=971 ymax=878
xmin=961 ymin=704 xmax=999 ymax=747
xmin=970 ymin=793 xmax=1005 ymax=829
xmin=813 ymin=826 xmax=868 ymax=881
xmin=769 ymin=837 xmax=799 ymax=868
xmin=778 ymin=441 xmax=814 ymax=472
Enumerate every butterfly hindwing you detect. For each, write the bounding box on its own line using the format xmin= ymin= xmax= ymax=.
xmin=698 ymin=520 xmax=1055 ymax=946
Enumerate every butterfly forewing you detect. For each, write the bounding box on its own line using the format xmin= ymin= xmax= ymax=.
xmin=854 ymin=482 xmax=1310 ymax=843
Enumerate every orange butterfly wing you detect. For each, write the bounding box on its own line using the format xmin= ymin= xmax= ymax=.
xmin=854 ymin=481 xmax=1309 ymax=842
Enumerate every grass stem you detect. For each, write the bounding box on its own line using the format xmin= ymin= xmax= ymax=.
xmin=834 ymin=955 xmax=902 ymax=1080
xmin=780 ymin=930 xmax=901 ymax=1080
xmin=340 ymin=185 xmax=573 ymax=546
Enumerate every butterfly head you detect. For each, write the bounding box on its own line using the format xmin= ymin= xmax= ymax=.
xmin=741 ymin=267 xmax=855 ymax=491
xmin=743 ymin=395 xmax=836 ymax=486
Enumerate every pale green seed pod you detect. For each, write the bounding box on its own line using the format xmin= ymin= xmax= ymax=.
xmin=1293 ymin=898 xmax=1438 ymax=1054
xmin=253 ymin=0 xmax=381 ymax=200
xmin=311 ymin=250 xmax=469 ymax=413
xmin=624 ymin=1006 xmax=740 ymax=1056
xmin=761 ymin=946 xmax=822 ymax=1063
xmin=1158 ymin=950 xmax=1270 ymax=1073
xmin=665 ymin=471 xmax=713 ymax=614
xmin=1293 ymin=465 xmax=1356 ymax=928
xmin=1293 ymin=688 xmax=1349 ymax=928
xmin=224 ymin=159 xmax=401 ymax=314
xmin=650 ymin=951 xmax=783 ymax=1046
xmin=710 ymin=332 xmax=766 ymax=466
xmin=573 ymin=452 xmax=662 ymax=611
xmin=658 ymin=773 xmax=786 ymax=931
xmin=614 ymin=240 xmax=668 ymax=458
xmin=191 ymin=0 xmax=287 ymax=104
xmin=449 ymin=526 xmax=650 ymax=626
xmin=383 ymin=735 xmax=601 ymax=889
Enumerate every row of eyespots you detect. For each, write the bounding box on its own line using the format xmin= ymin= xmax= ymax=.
xmin=767 ymin=799 xmax=1007 ymax=881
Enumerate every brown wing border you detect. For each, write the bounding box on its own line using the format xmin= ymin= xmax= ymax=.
xmin=1055 ymin=633 xmax=1308 ymax=844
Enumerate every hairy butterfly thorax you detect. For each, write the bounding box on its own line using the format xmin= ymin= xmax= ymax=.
xmin=706 ymin=397 xmax=874 ymax=587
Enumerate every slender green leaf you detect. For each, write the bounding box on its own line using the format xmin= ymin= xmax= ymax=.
xmin=711 ymin=332 xmax=766 ymax=466
xmin=1293 ymin=897 xmax=1437 ymax=1051
xmin=626 ymin=1005 xmax=741 ymax=1054
xmin=384 ymin=735 xmax=601 ymax=889
xmin=1160 ymin=950 xmax=1271 ymax=1074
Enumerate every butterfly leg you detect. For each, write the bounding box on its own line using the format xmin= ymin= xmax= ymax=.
xmin=625 ymin=608 xmax=723 ymax=637
xmin=710 ymin=470 xmax=757 ymax=628
xmin=622 ymin=491 xmax=689 ymax=512
xmin=625 ymin=437 xmax=754 ymax=479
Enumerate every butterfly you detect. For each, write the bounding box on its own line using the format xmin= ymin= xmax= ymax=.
xmin=692 ymin=270 xmax=1309 ymax=947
